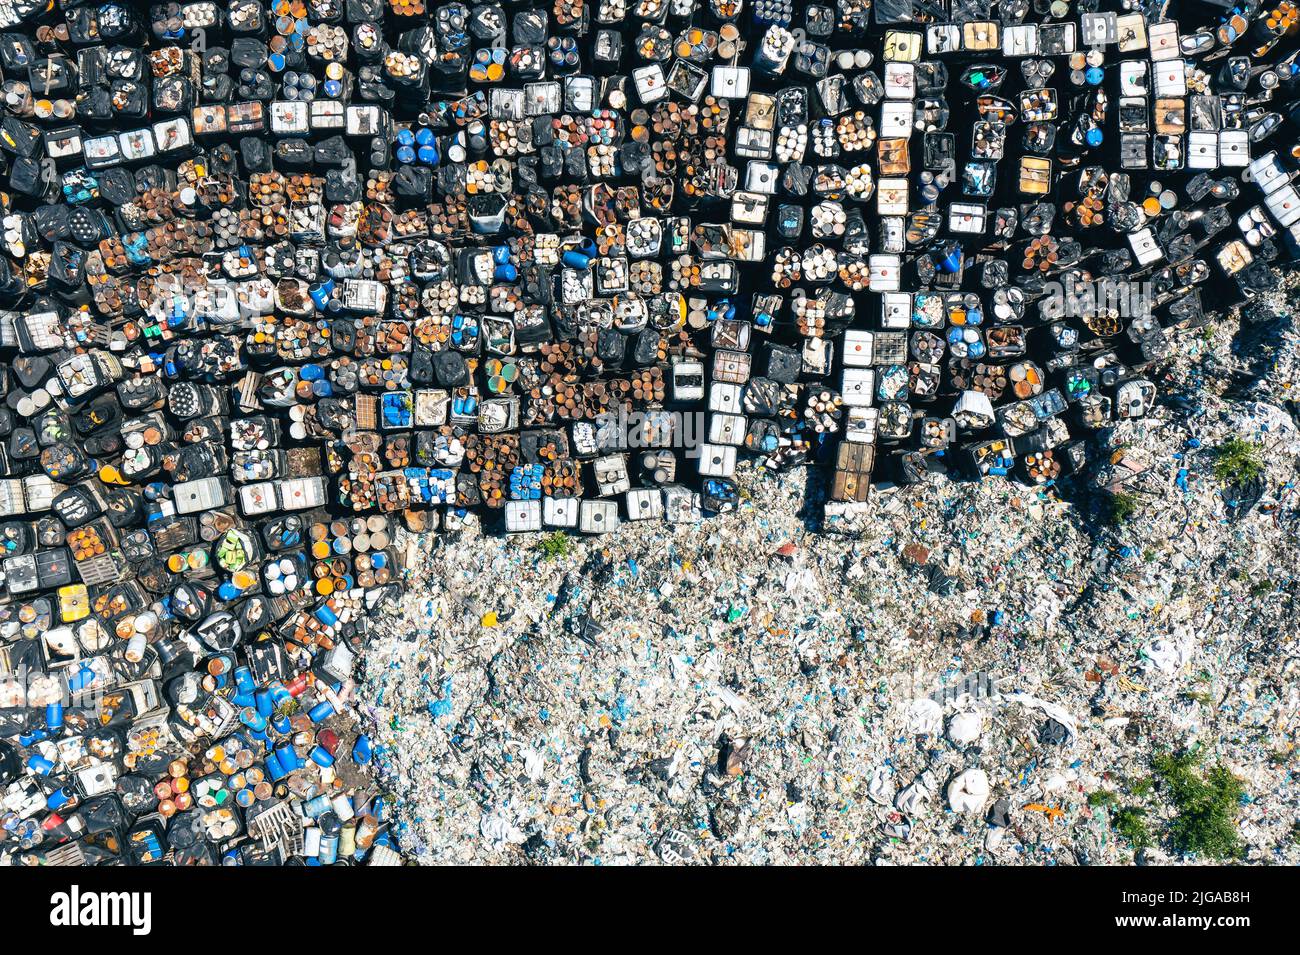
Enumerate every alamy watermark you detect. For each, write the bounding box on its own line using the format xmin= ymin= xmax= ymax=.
xmin=50 ymin=886 xmax=152 ymax=935
xmin=595 ymin=408 xmax=708 ymax=457
xmin=0 ymin=664 xmax=109 ymax=715
xmin=1041 ymin=276 xmax=1154 ymax=320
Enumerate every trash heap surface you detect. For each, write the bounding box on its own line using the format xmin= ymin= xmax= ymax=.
xmin=362 ymin=288 xmax=1300 ymax=864
xmin=2 ymin=0 xmax=1300 ymax=866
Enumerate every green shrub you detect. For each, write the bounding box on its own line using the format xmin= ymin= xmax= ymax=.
xmin=1112 ymin=806 xmax=1152 ymax=849
xmin=1128 ymin=776 xmax=1153 ymax=798
xmin=1250 ymin=579 xmax=1274 ymax=598
xmin=1105 ymin=492 xmax=1139 ymax=525
xmin=1153 ymin=751 xmax=1245 ymax=860
xmin=1212 ymin=438 xmax=1264 ymax=485
xmin=537 ymin=531 xmax=573 ymax=562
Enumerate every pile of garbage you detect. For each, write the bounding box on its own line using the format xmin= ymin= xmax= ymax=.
xmin=3 ymin=0 xmax=1300 ymax=867
xmin=360 ymin=295 xmax=1300 ymax=864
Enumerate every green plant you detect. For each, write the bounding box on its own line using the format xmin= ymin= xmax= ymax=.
xmin=537 ymin=531 xmax=573 ymax=562
xmin=1212 ymin=438 xmax=1264 ymax=485
xmin=1089 ymin=790 xmax=1118 ymax=808
xmin=1250 ymin=579 xmax=1274 ymax=598
xmin=1112 ymin=805 xmax=1152 ymax=849
xmin=1152 ymin=750 xmax=1246 ymax=860
xmin=1128 ymin=776 xmax=1154 ymax=798
xmin=1104 ymin=491 xmax=1139 ymax=525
